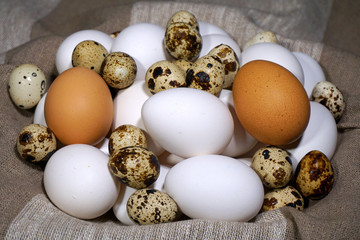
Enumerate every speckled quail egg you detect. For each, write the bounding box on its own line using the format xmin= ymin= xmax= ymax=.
xmin=295 ymin=150 xmax=334 ymax=200
xmin=16 ymin=123 xmax=57 ymax=162
xmin=166 ymin=10 xmax=199 ymax=31
xmin=72 ymin=40 xmax=108 ymax=74
xmin=262 ymin=186 xmax=304 ymax=211
xmin=8 ymin=64 xmax=46 ymax=109
xmin=208 ymin=44 xmax=239 ymax=89
xmin=251 ymin=146 xmax=293 ymax=188
xmin=145 ymin=60 xmax=186 ymax=94
xmin=108 ymin=146 xmax=160 ymax=189
xmin=186 ymin=55 xmax=225 ymax=96
xmin=164 ymin=22 xmax=202 ymax=61
xmin=101 ymin=52 xmax=137 ymax=89
xmin=311 ymin=81 xmax=345 ymax=122
xmin=243 ymin=31 xmax=278 ymax=50
xmin=127 ymin=188 xmax=180 ymax=225
xmin=173 ymin=59 xmax=193 ymax=73
xmin=108 ymin=124 xmax=147 ymax=155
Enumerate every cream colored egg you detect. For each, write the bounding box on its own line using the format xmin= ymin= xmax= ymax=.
xmin=262 ymin=186 xmax=304 ymax=211
xmin=166 ymin=10 xmax=199 ymax=30
xmin=243 ymin=31 xmax=278 ymax=50
xmin=173 ymin=59 xmax=193 ymax=73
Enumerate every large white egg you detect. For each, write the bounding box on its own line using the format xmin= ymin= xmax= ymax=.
xmin=164 ymin=155 xmax=264 ymax=222
xmin=219 ymin=89 xmax=257 ymax=157
xmin=112 ymin=80 xmax=164 ymax=156
xmin=55 ymin=30 xmax=113 ymax=74
xmin=284 ymin=101 xmax=337 ymax=170
xmin=240 ymin=42 xmax=304 ymax=84
xmin=111 ymin=23 xmax=169 ymax=71
xmin=198 ymin=21 xmax=230 ymax=37
xmin=33 ymin=92 xmax=47 ymax=127
xmin=292 ymin=51 xmax=326 ymax=98
xmin=43 ymin=144 xmax=120 ymax=219
xmin=142 ymin=88 xmax=234 ymax=158
xmin=199 ymin=34 xmax=241 ymax=59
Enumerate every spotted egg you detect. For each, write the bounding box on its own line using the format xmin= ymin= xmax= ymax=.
xmin=101 ymin=52 xmax=137 ymax=89
xmin=186 ymin=55 xmax=225 ymax=96
xmin=164 ymin=22 xmax=202 ymax=61
xmin=208 ymin=44 xmax=239 ymax=89
xmin=173 ymin=59 xmax=193 ymax=73
xmin=108 ymin=146 xmax=160 ymax=189
xmin=16 ymin=123 xmax=57 ymax=162
xmin=145 ymin=60 xmax=186 ymax=94
xmin=295 ymin=150 xmax=335 ymax=200
xmin=108 ymin=124 xmax=147 ymax=156
xmin=311 ymin=81 xmax=345 ymax=122
xmin=166 ymin=10 xmax=199 ymax=31
xmin=71 ymin=40 xmax=108 ymax=74
xmin=262 ymin=186 xmax=304 ymax=211
xmin=8 ymin=64 xmax=46 ymax=109
xmin=251 ymin=146 xmax=293 ymax=188
xmin=127 ymin=188 xmax=180 ymax=225
xmin=243 ymin=31 xmax=278 ymax=50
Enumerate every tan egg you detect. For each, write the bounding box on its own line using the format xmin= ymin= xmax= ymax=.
xmin=311 ymin=81 xmax=345 ymax=122
xmin=173 ymin=59 xmax=193 ymax=73
xmin=72 ymin=40 xmax=108 ymax=74
xmin=108 ymin=146 xmax=160 ymax=189
xmin=101 ymin=52 xmax=137 ymax=89
xmin=17 ymin=124 xmax=57 ymax=162
xmin=127 ymin=188 xmax=180 ymax=225
xmin=243 ymin=31 xmax=278 ymax=50
xmin=166 ymin=10 xmax=199 ymax=31
xmin=145 ymin=60 xmax=186 ymax=94
xmin=251 ymin=146 xmax=293 ymax=188
xmin=108 ymin=124 xmax=147 ymax=156
xmin=262 ymin=186 xmax=304 ymax=211
xmin=186 ymin=55 xmax=225 ymax=96
xmin=208 ymin=44 xmax=240 ymax=89
xmin=295 ymin=150 xmax=334 ymax=200
xmin=164 ymin=22 xmax=202 ymax=61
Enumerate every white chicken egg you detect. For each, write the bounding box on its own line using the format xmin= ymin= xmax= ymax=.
xmin=164 ymin=154 xmax=264 ymax=222
xmin=198 ymin=21 xmax=230 ymax=37
xmin=96 ymin=137 xmax=109 ymax=155
xmin=198 ymin=34 xmax=241 ymax=59
xmin=43 ymin=144 xmax=120 ymax=219
xmin=219 ymin=89 xmax=257 ymax=157
xmin=55 ymin=30 xmax=113 ymax=74
xmin=33 ymin=92 xmax=47 ymax=127
xmin=240 ymin=42 xmax=304 ymax=85
xmin=158 ymin=151 xmax=185 ymax=166
xmin=111 ymin=23 xmax=169 ymax=71
xmin=142 ymin=88 xmax=234 ymax=158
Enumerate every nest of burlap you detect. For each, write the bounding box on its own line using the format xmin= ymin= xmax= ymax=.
xmin=1 ymin=1 xmax=359 ymax=239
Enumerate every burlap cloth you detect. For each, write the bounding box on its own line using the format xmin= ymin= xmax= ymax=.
xmin=1 ymin=1 xmax=359 ymax=239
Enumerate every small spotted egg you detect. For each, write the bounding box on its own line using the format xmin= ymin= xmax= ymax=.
xmin=243 ymin=31 xmax=278 ymax=50
xmin=251 ymin=146 xmax=293 ymax=188
xmin=101 ymin=52 xmax=137 ymax=89
xmin=208 ymin=44 xmax=240 ymax=89
xmin=173 ymin=59 xmax=193 ymax=73
xmin=17 ymin=123 xmax=57 ymax=162
xmin=8 ymin=64 xmax=46 ymax=109
xmin=108 ymin=146 xmax=160 ymax=189
xmin=262 ymin=186 xmax=304 ymax=211
xmin=295 ymin=150 xmax=334 ymax=200
xmin=72 ymin=40 xmax=108 ymax=74
xmin=164 ymin=22 xmax=202 ymax=61
xmin=145 ymin=60 xmax=186 ymax=94
xmin=108 ymin=124 xmax=147 ymax=156
xmin=311 ymin=81 xmax=345 ymax=122
xmin=166 ymin=10 xmax=199 ymax=31
xmin=186 ymin=55 xmax=225 ymax=96
xmin=127 ymin=188 xmax=180 ymax=225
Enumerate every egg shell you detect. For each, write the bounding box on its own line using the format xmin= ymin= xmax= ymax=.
xmin=8 ymin=64 xmax=46 ymax=109
xmin=186 ymin=55 xmax=225 ymax=96
xmin=243 ymin=31 xmax=278 ymax=50
xmin=145 ymin=60 xmax=186 ymax=94
xmin=16 ymin=123 xmax=57 ymax=162
xmin=164 ymin=155 xmax=264 ymax=222
xmin=33 ymin=92 xmax=47 ymax=127
xmin=172 ymin=59 xmax=193 ymax=73
xmin=141 ymin=87 xmax=234 ymax=158
xmin=56 ymin=29 xmax=113 ymax=74
xmin=166 ymin=10 xmax=199 ymax=30
xmin=43 ymin=144 xmax=120 ymax=219
xmin=262 ymin=186 xmax=304 ymax=211
xmin=158 ymin=151 xmax=185 ymax=166
xmin=240 ymin=42 xmax=304 ymax=85
xmin=232 ymin=60 xmax=310 ymax=146
xmin=44 ymin=67 xmax=113 ymax=146
xmin=96 ymin=137 xmax=110 ymax=155
xmin=198 ymin=21 xmax=230 ymax=37
xmin=127 ymin=188 xmax=180 ymax=225
xmin=295 ymin=150 xmax=335 ymax=200
xmin=198 ymin=34 xmax=241 ymax=60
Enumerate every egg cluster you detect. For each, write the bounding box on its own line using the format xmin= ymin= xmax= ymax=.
xmin=9 ymin=10 xmax=344 ymax=225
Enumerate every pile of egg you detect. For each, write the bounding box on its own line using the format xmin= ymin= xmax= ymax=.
xmin=9 ymin=10 xmax=345 ymax=225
